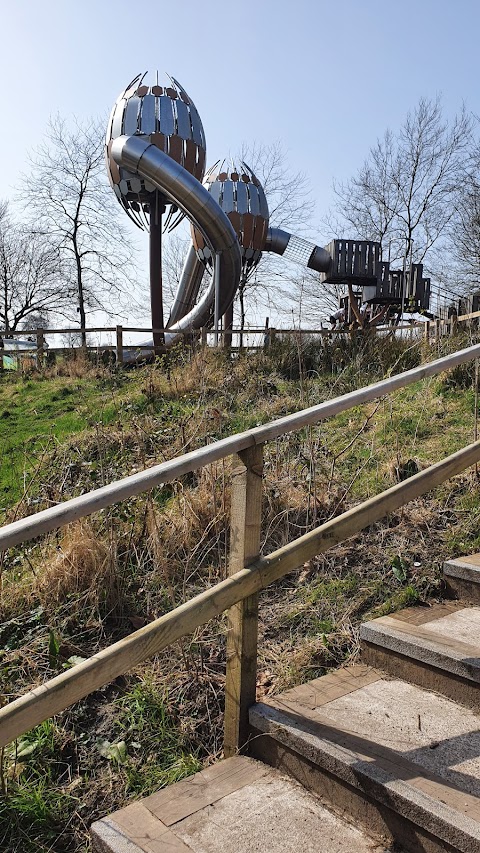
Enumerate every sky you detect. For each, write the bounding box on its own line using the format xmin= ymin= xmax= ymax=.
xmin=1 ymin=0 xmax=479 ymax=330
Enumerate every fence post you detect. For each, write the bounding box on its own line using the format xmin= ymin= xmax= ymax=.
xmin=200 ymin=327 xmax=207 ymax=348
xmin=450 ymin=314 xmax=458 ymax=337
xmin=224 ymin=443 xmax=264 ymax=757
xmin=424 ymin=321 xmax=430 ymax=343
xmin=36 ymin=329 xmax=45 ymax=368
xmin=116 ymin=325 xmax=124 ymax=367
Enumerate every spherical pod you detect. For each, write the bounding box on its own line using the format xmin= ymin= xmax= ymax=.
xmin=105 ymin=73 xmax=206 ymax=228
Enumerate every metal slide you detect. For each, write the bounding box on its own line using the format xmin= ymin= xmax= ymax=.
xmin=112 ymin=136 xmax=332 ymax=353
xmin=168 ymin=227 xmax=332 ymax=330
xmin=111 ymin=135 xmax=242 ymax=345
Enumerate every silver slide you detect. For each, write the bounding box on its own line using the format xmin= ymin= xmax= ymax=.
xmin=111 ymin=136 xmax=241 ymax=343
xmin=113 ymin=136 xmax=332 ymax=348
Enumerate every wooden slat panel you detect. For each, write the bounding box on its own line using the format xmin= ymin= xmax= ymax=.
xmin=168 ymin=135 xmax=183 ymax=164
xmin=339 ymin=240 xmax=346 ymax=276
xmin=346 ymin=241 xmax=354 ymax=276
xmin=184 ymin=139 xmax=197 ymax=174
xmin=252 ymin=215 xmax=265 ymax=250
xmin=242 ymin=212 xmax=254 ymax=247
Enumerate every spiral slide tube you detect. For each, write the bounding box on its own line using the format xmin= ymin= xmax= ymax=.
xmin=111 ymin=136 xmax=242 ymax=343
xmin=169 ymin=245 xmax=205 ymax=327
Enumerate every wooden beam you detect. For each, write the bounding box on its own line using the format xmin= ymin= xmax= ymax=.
xmin=224 ymin=444 xmax=263 ymax=757
xmin=458 ymin=309 xmax=480 ymax=322
xmin=348 ymin=283 xmax=364 ymax=327
xmin=115 ymin=325 xmax=124 ymax=367
xmin=1 ymin=438 xmax=480 ymax=748
xmin=36 ymin=330 xmax=45 ymax=367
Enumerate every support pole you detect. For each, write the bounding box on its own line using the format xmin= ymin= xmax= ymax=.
xmin=222 ymin=302 xmax=234 ymax=350
xmin=36 ymin=329 xmax=45 ymax=368
xmin=149 ymin=192 xmax=165 ymax=355
xmin=214 ymin=251 xmax=221 ymax=347
xmin=224 ymin=443 xmax=264 ymax=757
xmin=116 ymin=325 xmax=124 ymax=367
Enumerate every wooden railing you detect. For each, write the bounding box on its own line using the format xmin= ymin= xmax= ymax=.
xmin=2 ymin=313 xmax=478 ymax=369
xmin=1 ymin=343 xmax=480 ymax=756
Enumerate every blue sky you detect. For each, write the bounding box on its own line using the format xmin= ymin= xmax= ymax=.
xmin=1 ymin=0 xmax=479 ymax=324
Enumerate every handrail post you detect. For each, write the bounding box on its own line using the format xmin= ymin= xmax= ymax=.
xmin=224 ymin=443 xmax=264 ymax=757
xmin=116 ymin=325 xmax=124 ymax=367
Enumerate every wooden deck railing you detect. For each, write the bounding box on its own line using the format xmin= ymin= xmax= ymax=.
xmin=1 ymin=343 xmax=480 ymax=755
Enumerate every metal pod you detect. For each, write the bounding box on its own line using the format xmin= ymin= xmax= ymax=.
xmin=192 ymin=162 xmax=270 ymax=278
xmin=105 ymin=73 xmax=207 ymax=231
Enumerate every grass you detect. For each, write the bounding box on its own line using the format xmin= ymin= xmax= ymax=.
xmin=1 ymin=331 xmax=480 ymax=850
xmin=0 ymin=371 xmax=131 ymax=511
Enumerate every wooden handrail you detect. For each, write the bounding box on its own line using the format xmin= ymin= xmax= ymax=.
xmin=1 ymin=438 xmax=479 ymax=748
xmin=2 ymin=341 xmax=480 ymax=552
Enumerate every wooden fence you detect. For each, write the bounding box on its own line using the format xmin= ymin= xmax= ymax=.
xmin=1 ymin=343 xmax=480 ymax=755
xmin=2 ymin=311 xmax=479 ymax=370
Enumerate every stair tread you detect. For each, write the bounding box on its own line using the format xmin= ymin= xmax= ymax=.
xmin=91 ymin=755 xmax=389 ymax=852
xmin=360 ymin=604 xmax=480 ymax=682
xmin=251 ymin=665 xmax=480 ymax=851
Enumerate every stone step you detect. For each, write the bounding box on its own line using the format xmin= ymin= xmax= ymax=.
xmin=249 ymin=665 xmax=480 ymax=853
xmin=444 ymin=555 xmax=480 ymax=604
xmin=360 ymin=602 xmax=480 ymax=710
xmin=91 ymin=755 xmax=390 ymax=853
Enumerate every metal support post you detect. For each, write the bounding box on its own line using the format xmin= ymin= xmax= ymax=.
xmin=214 ymin=251 xmax=221 ymax=347
xmin=149 ymin=192 xmax=165 ymax=355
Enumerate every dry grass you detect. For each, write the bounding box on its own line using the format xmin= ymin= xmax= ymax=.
xmin=34 ymin=521 xmax=121 ymax=621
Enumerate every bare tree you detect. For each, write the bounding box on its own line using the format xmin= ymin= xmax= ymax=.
xmin=162 ymin=231 xmax=191 ymax=314
xmin=0 ymin=207 xmax=66 ymax=333
xmin=22 ymin=116 xmax=138 ymax=343
xmin=328 ymin=98 xmax=472 ymax=269
xmin=447 ymin=126 xmax=480 ymax=294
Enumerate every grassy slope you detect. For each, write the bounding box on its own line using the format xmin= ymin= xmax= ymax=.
xmin=1 ymin=337 xmax=480 ymax=851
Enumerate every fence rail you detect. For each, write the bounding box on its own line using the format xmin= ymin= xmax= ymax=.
xmin=1 ymin=342 xmax=480 ymax=754
xmin=2 ymin=314 xmax=477 ymax=370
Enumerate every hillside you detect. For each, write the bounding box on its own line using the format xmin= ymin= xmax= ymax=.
xmin=1 ymin=334 xmax=480 ymax=852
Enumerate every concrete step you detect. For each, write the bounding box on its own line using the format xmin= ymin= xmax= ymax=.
xmin=444 ymin=555 xmax=480 ymax=604
xmin=91 ymin=755 xmax=390 ymax=853
xmin=360 ymin=602 xmax=480 ymax=710
xmin=249 ymin=665 xmax=480 ymax=853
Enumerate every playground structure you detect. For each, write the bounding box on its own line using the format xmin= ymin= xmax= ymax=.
xmin=105 ymin=74 xmax=433 ymax=349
